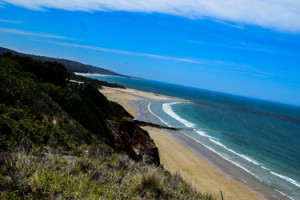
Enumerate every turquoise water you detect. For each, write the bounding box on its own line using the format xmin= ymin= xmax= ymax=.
xmin=87 ymin=75 xmax=300 ymax=199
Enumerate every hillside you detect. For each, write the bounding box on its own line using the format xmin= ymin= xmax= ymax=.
xmin=0 ymin=53 xmax=214 ymax=199
xmin=0 ymin=47 xmax=128 ymax=77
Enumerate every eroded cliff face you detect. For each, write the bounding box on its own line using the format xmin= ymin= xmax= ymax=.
xmin=109 ymin=118 xmax=160 ymax=166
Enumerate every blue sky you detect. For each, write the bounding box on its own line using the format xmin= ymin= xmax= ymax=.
xmin=0 ymin=1 xmax=300 ymax=105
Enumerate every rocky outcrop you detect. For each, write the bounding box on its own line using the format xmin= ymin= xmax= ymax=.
xmin=109 ymin=118 xmax=160 ymax=166
xmin=134 ymin=120 xmax=178 ymax=130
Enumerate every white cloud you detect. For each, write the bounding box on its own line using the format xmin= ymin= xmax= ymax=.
xmin=3 ymin=0 xmax=300 ymax=32
xmin=51 ymin=41 xmax=203 ymax=64
xmin=0 ymin=28 xmax=78 ymax=40
xmin=0 ymin=19 xmax=23 ymax=24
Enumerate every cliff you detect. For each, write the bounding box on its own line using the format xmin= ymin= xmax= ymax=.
xmin=111 ymin=118 xmax=160 ymax=165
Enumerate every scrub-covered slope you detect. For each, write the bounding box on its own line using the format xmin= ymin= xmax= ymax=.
xmin=0 ymin=53 xmax=214 ymax=200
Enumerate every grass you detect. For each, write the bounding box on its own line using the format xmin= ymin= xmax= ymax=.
xmin=0 ymin=145 xmax=215 ymax=200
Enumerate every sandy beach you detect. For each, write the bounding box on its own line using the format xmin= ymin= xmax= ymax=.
xmin=100 ymin=86 xmax=287 ymax=200
xmin=100 ymin=87 xmax=174 ymax=118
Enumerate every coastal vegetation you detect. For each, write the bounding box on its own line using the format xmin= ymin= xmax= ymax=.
xmin=0 ymin=53 xmax=214 ymax=199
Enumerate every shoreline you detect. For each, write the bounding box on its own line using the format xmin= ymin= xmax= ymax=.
xmin=100 ymin=86 xmax=288 ymax=200
xmin=75 ymin=72 xmax=113 ymax=77
xmin=75 ymin=72 xmax=143 ymax=80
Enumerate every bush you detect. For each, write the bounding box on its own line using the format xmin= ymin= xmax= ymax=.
xmin=138 ymin=169 xmax=162 ymax=194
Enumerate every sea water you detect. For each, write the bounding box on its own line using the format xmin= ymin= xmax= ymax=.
xmin=86 ymin=75 xmax=300 ymax=199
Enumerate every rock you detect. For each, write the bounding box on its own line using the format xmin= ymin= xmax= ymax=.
xmin=134 ymin=120 xmax=178 ymax=131
xmin=109 ymin=118 xmax=160 ymax=166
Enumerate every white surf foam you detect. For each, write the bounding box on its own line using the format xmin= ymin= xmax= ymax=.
xmin=148 ymin=102 xmax=172 ymax=127
xmin=162 ymin=102 xmax=196 ymax=128
xmin=193 ymin=129 xmax=214 ymax=139
xmin=159 ymin=102 xmax=261 ymax=179
xmin=177 ymin=130 xmax=259 ymax=178
xmin=275 ymin=189 xmax=295 ymax=200
xmin=261 ymin=166 xmax=270 ymax=171
xmin=161 ymin=102 xmax=261 ymax=167
xmin=208 ymin=138 xmax=260 ymax=166
xmin=271 ymin=171 xmax=300 ymax=188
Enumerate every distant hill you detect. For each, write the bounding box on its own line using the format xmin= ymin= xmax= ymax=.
xmin=0 ymin=46 xmax=128 ymax=77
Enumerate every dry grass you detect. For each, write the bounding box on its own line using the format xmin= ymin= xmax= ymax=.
xmin=0 ymin=145 xmax=215 ymax=200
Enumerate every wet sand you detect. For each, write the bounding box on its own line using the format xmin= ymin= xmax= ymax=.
xmin=100 ymin=86 xmax=288 ymax=200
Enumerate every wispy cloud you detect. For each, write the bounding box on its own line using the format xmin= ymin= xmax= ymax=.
xmin=0 ymin=19 xmax=23 ymax=24
xmin=50 ymin=40 xmax=271 ymax=77
xmin=0 ymin=28 xmax=79 ymax=40
xmin=212 ymin=19 xmax=244 ymax=30
xmin=187 ymin=40 xmax=300 ymax=55
xmin=3 ymin=0 xmax=300 ymax=32
xmin=51 ymin=41 xmax=202 ymax=64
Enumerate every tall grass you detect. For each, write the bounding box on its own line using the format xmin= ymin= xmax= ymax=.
xmin=0 ymin=146 xmax=215 ymax=199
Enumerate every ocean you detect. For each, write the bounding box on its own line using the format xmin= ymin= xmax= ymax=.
xmin=85 ymin=75 xmax=300 ymax=200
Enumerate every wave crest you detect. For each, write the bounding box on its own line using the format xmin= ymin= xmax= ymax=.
xmin=162 ymin=102 xmax=196 ymax=128
xmin=271 ymin=171 xmax=300 ymax=188
xmin=148 ymin=102 xmax=171 ymax=127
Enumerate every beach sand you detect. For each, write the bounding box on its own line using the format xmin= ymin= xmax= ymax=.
xmin=100 ymin=86 xmax=174 ymax=118
xmin=100 ymin=86 xmax=265 ymax=200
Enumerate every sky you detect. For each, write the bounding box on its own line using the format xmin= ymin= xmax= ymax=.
xmin=0 ymin=0 xmax=300 ymax=106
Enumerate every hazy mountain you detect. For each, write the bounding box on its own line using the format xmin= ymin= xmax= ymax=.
xmin=0 ymin=46 xmax=128 ymax=77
